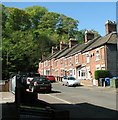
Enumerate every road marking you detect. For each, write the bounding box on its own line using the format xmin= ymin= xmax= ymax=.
xmin=47 ymin=94 xmax=72 ymax=104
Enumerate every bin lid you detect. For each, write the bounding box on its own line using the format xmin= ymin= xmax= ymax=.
xmin=112 ymin=77 xmax=118 ymax=79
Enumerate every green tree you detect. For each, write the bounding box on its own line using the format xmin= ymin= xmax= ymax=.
xmin=2 ymin=4 xmax=101 ymax=79
xmin=5 ymin=7 xmax=32 ymax=31
xmin=55 ymin=14 xmax=79 ymax=41
xmin=38 ymin=12 xmax=60 ymax=32
xmin=25 ymin=6 xmax=48 ymax=29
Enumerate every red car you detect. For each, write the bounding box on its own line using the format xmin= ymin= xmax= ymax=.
xmin=45 ymin=75 xmax=56 ymax=82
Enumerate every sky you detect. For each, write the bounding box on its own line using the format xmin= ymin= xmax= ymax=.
xmin=2 ymin=2 xmax=116 ymax=36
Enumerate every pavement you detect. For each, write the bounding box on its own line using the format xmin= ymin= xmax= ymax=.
xmin=58 ymin=81 xmax=117 ymax=94
xmin=79 ymin=85 xmax=117 ymax=93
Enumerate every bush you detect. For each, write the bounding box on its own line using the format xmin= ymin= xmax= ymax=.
xmin=94 ymin=70 xmax=112 ymax=80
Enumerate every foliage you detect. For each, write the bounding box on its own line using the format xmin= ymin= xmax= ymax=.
xmin=5 ymin=7 xmax=32 ymax=31
xmin=94 ymin=70 xmax=112 ymax=80
xmin=2 ymin=4 xmax=100 ymax=79
xmin=25 ymin=6 xmax=48 ymax=29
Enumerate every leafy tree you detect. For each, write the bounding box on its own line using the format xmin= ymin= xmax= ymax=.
xmin=5 ymin=7 xmax=32 ymax=31
xmin=25 ymin=6 xmax=48 ymax=29
xmin=38 ymin=12 xmax=60 ymax=32
xmin=2 ymin=4 xmax=100 ymax=79
xmin=1 ymin=4 xmax=7 ymax=28
xmin=55 ymin=14 xmax=79 ymax=41
xmin=2 ymin=30 xmax=39 ymax=78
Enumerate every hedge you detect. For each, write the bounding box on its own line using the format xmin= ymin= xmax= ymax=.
xmin=94 ymin=70 xmax=112 ymax=80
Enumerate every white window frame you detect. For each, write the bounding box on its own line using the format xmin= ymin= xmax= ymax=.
xmin=55 ymin=60 xmax=58 ymax=66
xmin=96 ymin=48 xmax=100 ymax=61
xmin=64 ymin=58 xmax=67 ymax=66
xmin=96 ymin=64 xmax=100 ymax=70
xmin=86 ymin=52 xmax=90 ymax=63
xmin=75 ymin=54 xmax=78 ymax=64
xmin=101 ymin=64 xmax=105 ymax=70
xmin=69 ymin=57 xmax=72 ymax=66
xmin=60 ymin=58 xmax=63 ymax=64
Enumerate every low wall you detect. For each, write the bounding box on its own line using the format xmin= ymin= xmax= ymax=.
xmin=0 ymin=80 xmax=9 ymax=92
xmin=80 ymin=79 xmax=98 ymax=86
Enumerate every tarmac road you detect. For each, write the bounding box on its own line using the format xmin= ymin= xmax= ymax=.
xmin=38 ymin=82 xmax=118 ymax=119
xmin=0 ymin=83 xmax=118 ymax=119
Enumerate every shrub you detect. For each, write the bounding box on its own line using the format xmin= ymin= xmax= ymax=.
xmin=94 ymin=70 xmax=112 ymax=80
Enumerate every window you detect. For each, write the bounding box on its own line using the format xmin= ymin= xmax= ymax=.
xmin=64 ymin=58 xmax=67 ymax=66
xmin=75 ymin=54 xmax=78 ymax=64
xmin=96 ymin=49 xmax=100 ymax=61
xmin=55 ymin=60 xmax=58 ymax=66
xmin=86 ymin=52 xmax=90 ymax=63
xmin=81 ymin=70 xmax=86 ymax=77
xmin=69 ymin=57 xmax=72 ymax=65
xmin=101 ymin=64 xmax=105 ymax=70
xmin=60 ymin=58 xmax=63 ymax=64
xmin=96 ymin=65 xmax=100 ymax=70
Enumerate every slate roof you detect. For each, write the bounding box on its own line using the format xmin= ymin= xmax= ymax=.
xmin=65 ymin=36 xmax=101 ymax=58
xmin=82 ymin=32 xmax=117 ymax=53
xmin=55 ymin=44 xmax=78 ymax=59
xmin=40 ymin=32 xmax=117 ymax=62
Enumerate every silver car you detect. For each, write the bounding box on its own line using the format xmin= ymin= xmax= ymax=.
xmin=62 ymin=76 xmax=80 ymax=87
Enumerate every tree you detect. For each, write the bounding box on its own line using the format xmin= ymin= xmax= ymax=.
xmin=25 ymin=6 xmax=48 ymax=29
xmin=2 ymin=4 xmax=101 ymax=79
xmin=5 ymin=7 xmax=32 ymax=31
xmin=38 ymin=12 xmax=60 ymax=32
xmin=55 ymin=14 xmax=79 ymax=42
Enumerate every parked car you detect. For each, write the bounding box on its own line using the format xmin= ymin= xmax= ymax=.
xmin=62 ymin=76 xmax=68 ymax=82
xmin=45 ymin=75 xmax=56 ymax=82
xmin=62 ymin=76 xmax=80 ymax=87
xmin=26 ymin=72 xmax=40 ymax=88
xmin=29 ymin=75 xmax=52 ymax=93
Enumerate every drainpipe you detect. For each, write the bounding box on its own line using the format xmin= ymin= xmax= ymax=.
xmin=104 ymin=45 xmax=108 ymax=70
xmin=116 ymin=35 xmax=118 ymax=76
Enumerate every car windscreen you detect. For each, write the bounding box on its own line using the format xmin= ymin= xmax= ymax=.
xmin=63 ymin=76 xmax=67 ymax=79
xmin=36 ymin=77 xmax=49 ymax=82
xmin=68 ymin=77 xmax=76 ymax=80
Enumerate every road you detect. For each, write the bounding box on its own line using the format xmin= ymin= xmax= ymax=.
xmin=38 ymin=82 xmax=118 ymax=119
xmin=1 ymin=83 xmax=118 ymax=119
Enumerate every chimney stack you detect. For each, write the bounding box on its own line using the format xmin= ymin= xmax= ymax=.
xmin=60 ymin=41 xmax=68 ymax=50
xmin=105 ymin=20 xmax=117 ymax=35
xmin=69 ymin=38 xmax=78 ymax=48
xmin=85 ymin=30 xmax=94 ymax=43
xmin=52 ymin=46 xmax=58 ymax=54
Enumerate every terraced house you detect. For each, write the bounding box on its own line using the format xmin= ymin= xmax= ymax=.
xmin=38 ymin=20 xmax=118 ymax=85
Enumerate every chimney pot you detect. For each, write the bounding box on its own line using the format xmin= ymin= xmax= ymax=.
xmin=60 ymin=41 xmax=68 ymax=50
xmin=105 ymin=20 xmax=117 ymax=34
xmin=85 ymin=30 xmax=94 ymax=43
xmin=52 ymin=46 xmax=58 ymax=54
xmin=69 ymin=38 xmax=78 ymax=48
